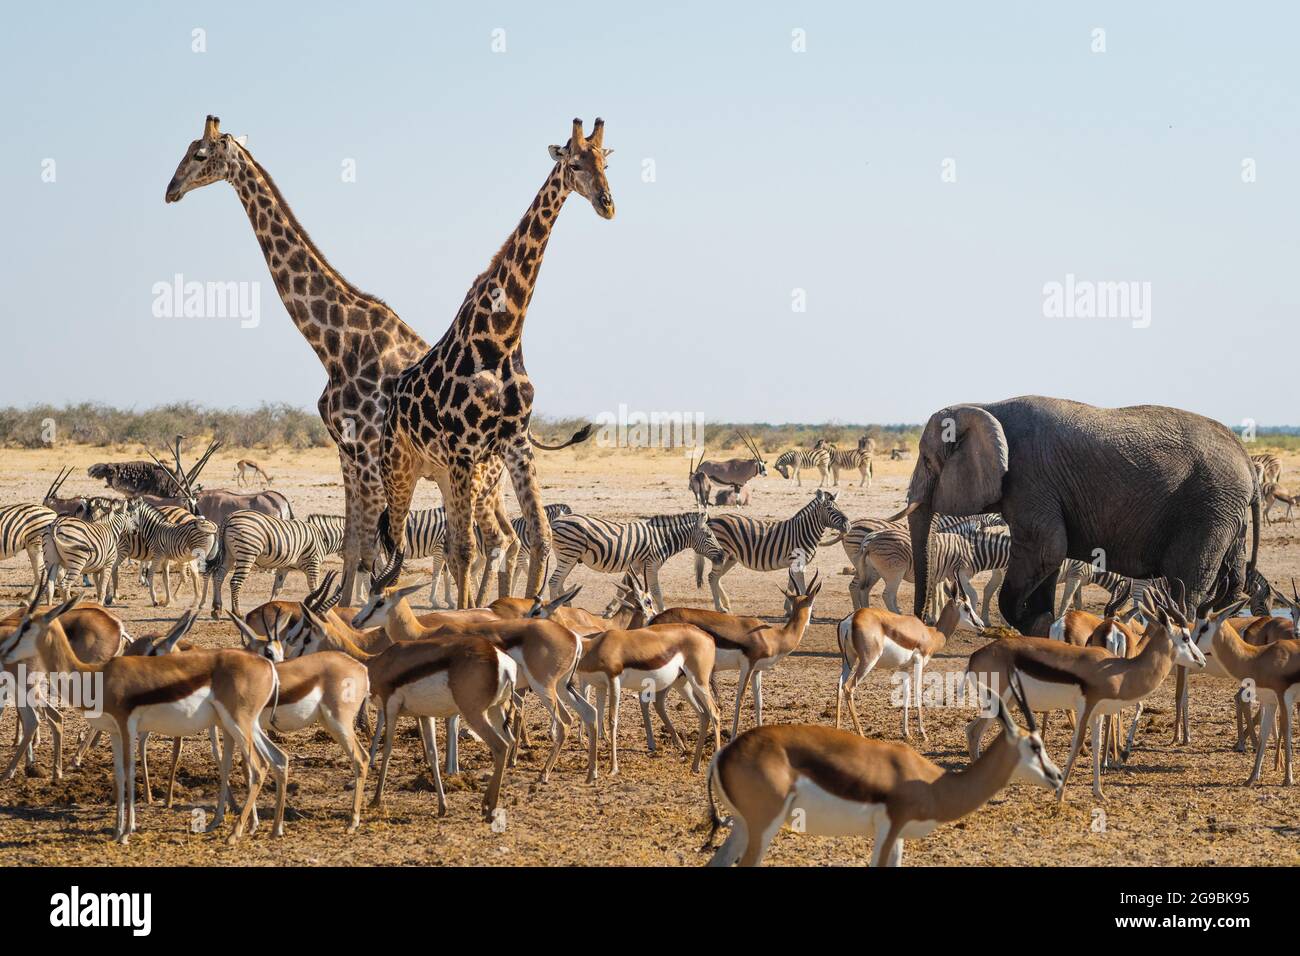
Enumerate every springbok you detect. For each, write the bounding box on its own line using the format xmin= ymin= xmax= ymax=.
xmin=702 ymin=678 xmax=1061 ymax=867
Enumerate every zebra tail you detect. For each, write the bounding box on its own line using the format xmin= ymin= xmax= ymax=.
xmin=694 ymin=552 xmax=705 ymax=589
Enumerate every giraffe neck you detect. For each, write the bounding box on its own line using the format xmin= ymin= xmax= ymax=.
xmin=454 ymin=163 xmax=571 ymax=353
xmin=225 ymin=148 xmax=424 ymax=369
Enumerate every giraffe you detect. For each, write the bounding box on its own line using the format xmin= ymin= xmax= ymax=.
xmin=163 ymin=115 xmax=525 ymax=606
xmin=379 ymin=118 xmax=614 ymax=608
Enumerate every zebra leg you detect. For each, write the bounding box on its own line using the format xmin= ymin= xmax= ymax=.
xmin=881 ymin=570 xmax=903 ymax=614
xmin=708 ymin=557 xmax=736 ymax=613
xmin=982 ymin=569 xmax=1005 ymax=620
xmin=224 ymin=559 xmax=252 ymax=619
xmin=426 ymin=545 xmax=446 ymax=608
xmin=547 ymin=555 xmax=578 ymax=603
xmin=645 ymin=562 xmax=667 ymax=614
xmin=24 ymin=541 xmax=44 ymax=604
xmin=501 ymin=438 xmax=551 ymax=600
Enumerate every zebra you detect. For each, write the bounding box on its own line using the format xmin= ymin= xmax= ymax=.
xmin=42 ymin=498 xmax=141 ymax=604
xmin=773 ymin=448 xmax=831 ymax=487
xmin=923 ymin=527 xmax=1011 ymax=620
xmin=700 ymin=489 xmax=849 ymax=612
xmin=399 ymin=503 xmax=572 ymax=607
xmin=486 ymin=503 xmax=574 ymax=598
xmin=814 ymin=439 xmax=873 ymax=487
xmin=268 ymin=514 xmax=347 ymax=601
xmin=840 ymin=513 xmax=1004 ymax=611
xmin=111 ymin=501 xmax=218 ymax=608
xmin=1056 ymin=560 xmax=1163 ymax=617
xmin=548 ymin=510 xmax=724 ymax=612
xmin=1251 ymin=453 xmax=1282 ymax=486
xmin=207 ymin=510 xmax=327 ymax=617
xmin=0 ymin=504 xmax=56 ymax=603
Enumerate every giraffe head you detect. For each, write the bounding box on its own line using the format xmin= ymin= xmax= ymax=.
xmin=165 ymin=115 xmax=246 ymax=203
xmin=548 ymin=118 xmax=615 ymax=219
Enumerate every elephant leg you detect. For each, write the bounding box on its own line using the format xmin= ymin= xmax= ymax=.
xmin=999 ymin=522 xmax=1066 ymax=637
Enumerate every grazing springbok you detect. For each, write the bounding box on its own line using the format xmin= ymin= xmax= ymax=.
xmin=234 ymin=459 xmax=273 ymax=487
xmin=836 ymin=579 xmax=985 ymax=740
xmin=702 ymin=678 xmax=1061 ymax=867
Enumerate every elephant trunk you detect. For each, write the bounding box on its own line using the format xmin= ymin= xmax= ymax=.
xmin=908 ymin=502 xmax=934 ymax=618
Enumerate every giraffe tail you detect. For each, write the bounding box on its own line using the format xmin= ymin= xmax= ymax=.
xmin=529 ymin=424 xmax=594 ymax=451
xmin=376 ymin=507 xmax=398 ymax=555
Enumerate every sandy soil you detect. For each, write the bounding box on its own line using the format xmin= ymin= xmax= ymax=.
xmin=0 ymin=444 xmax=1297 ymax=867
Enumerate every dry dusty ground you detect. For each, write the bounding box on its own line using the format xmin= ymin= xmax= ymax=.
xmin=1 ymin=443 xmax=1298 ymax=867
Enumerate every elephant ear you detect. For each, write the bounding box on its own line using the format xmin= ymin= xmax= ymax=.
xmin=909 ymin=405 xmax=1009 ymax=515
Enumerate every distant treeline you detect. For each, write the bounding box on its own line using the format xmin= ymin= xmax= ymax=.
xmin=0 ymin=404 xmax=1294 ymax=454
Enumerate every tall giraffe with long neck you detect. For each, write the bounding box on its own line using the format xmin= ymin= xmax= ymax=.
xmin=163 ymin=115 xmax=556 ymax=604
xmin=380 ymin=118 xmax=613 ymax=607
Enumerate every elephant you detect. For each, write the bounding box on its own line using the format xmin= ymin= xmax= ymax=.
xmin=891 ymin=396 xmax=1260 ymax=637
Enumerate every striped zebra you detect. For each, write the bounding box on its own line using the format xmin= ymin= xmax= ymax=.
xmin=111 ymin=501 xmax=218 ymax=608
xmin=42 ymin=499 xmax=141 ymax=604
xmin=1056 ymin=560 xmax=1163 ymax=617
xmin=208 ymin=510 xmax=327 ymax=617
xmin=268 ymin=513 xmax=347 ymax=601
xmin=700 ymin=489 xmax=849 ymax=612
xmin=841 ymin=513 xmax=1004 ymax=611
xmin=773 ymin=448 xmax=831 ymax=487
xmin=401 ymin=503 xmax=572 ymax=607
xmin=1251 ymin=453 xmax=1282 ymax=486
xmin=923 ymin=527 xmax=1011 ymax=620
xmin=549 ymin=510 xmax=724 ymax=611
xmin=0 ymin=504 xmax=56 ymax=603
xmin=481 ymin=503 xmax=574 ymax=598
xmin=815 ymin=440 xmax=873 ymax=487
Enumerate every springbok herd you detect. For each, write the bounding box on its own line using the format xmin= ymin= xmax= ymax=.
xmin=1 ymin=113 xmax=1297 ymax=866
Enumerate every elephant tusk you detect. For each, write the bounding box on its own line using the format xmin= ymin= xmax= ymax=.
xmin=888 ymin=501 xmax=922 ymax=522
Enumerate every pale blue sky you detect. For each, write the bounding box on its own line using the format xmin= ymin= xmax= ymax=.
xmin=1 ymin=2 xmax=1296 ymax=425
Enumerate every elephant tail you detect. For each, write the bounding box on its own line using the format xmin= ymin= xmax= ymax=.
xmin=1247 ymin=483 xmax=1261 ymax=585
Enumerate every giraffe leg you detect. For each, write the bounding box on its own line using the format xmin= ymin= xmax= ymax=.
xmin=377 ymin=426 xmax=420 ymax=584
xmin=471 ymin=476 xmax=511 ymax=607
xmin=445 ymin=461 xmax=480 ymax=609
xmin=502 ymin=438 xmax=551 ymax=599
xmin=336 ymin=447 xmax=363 ymax=607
